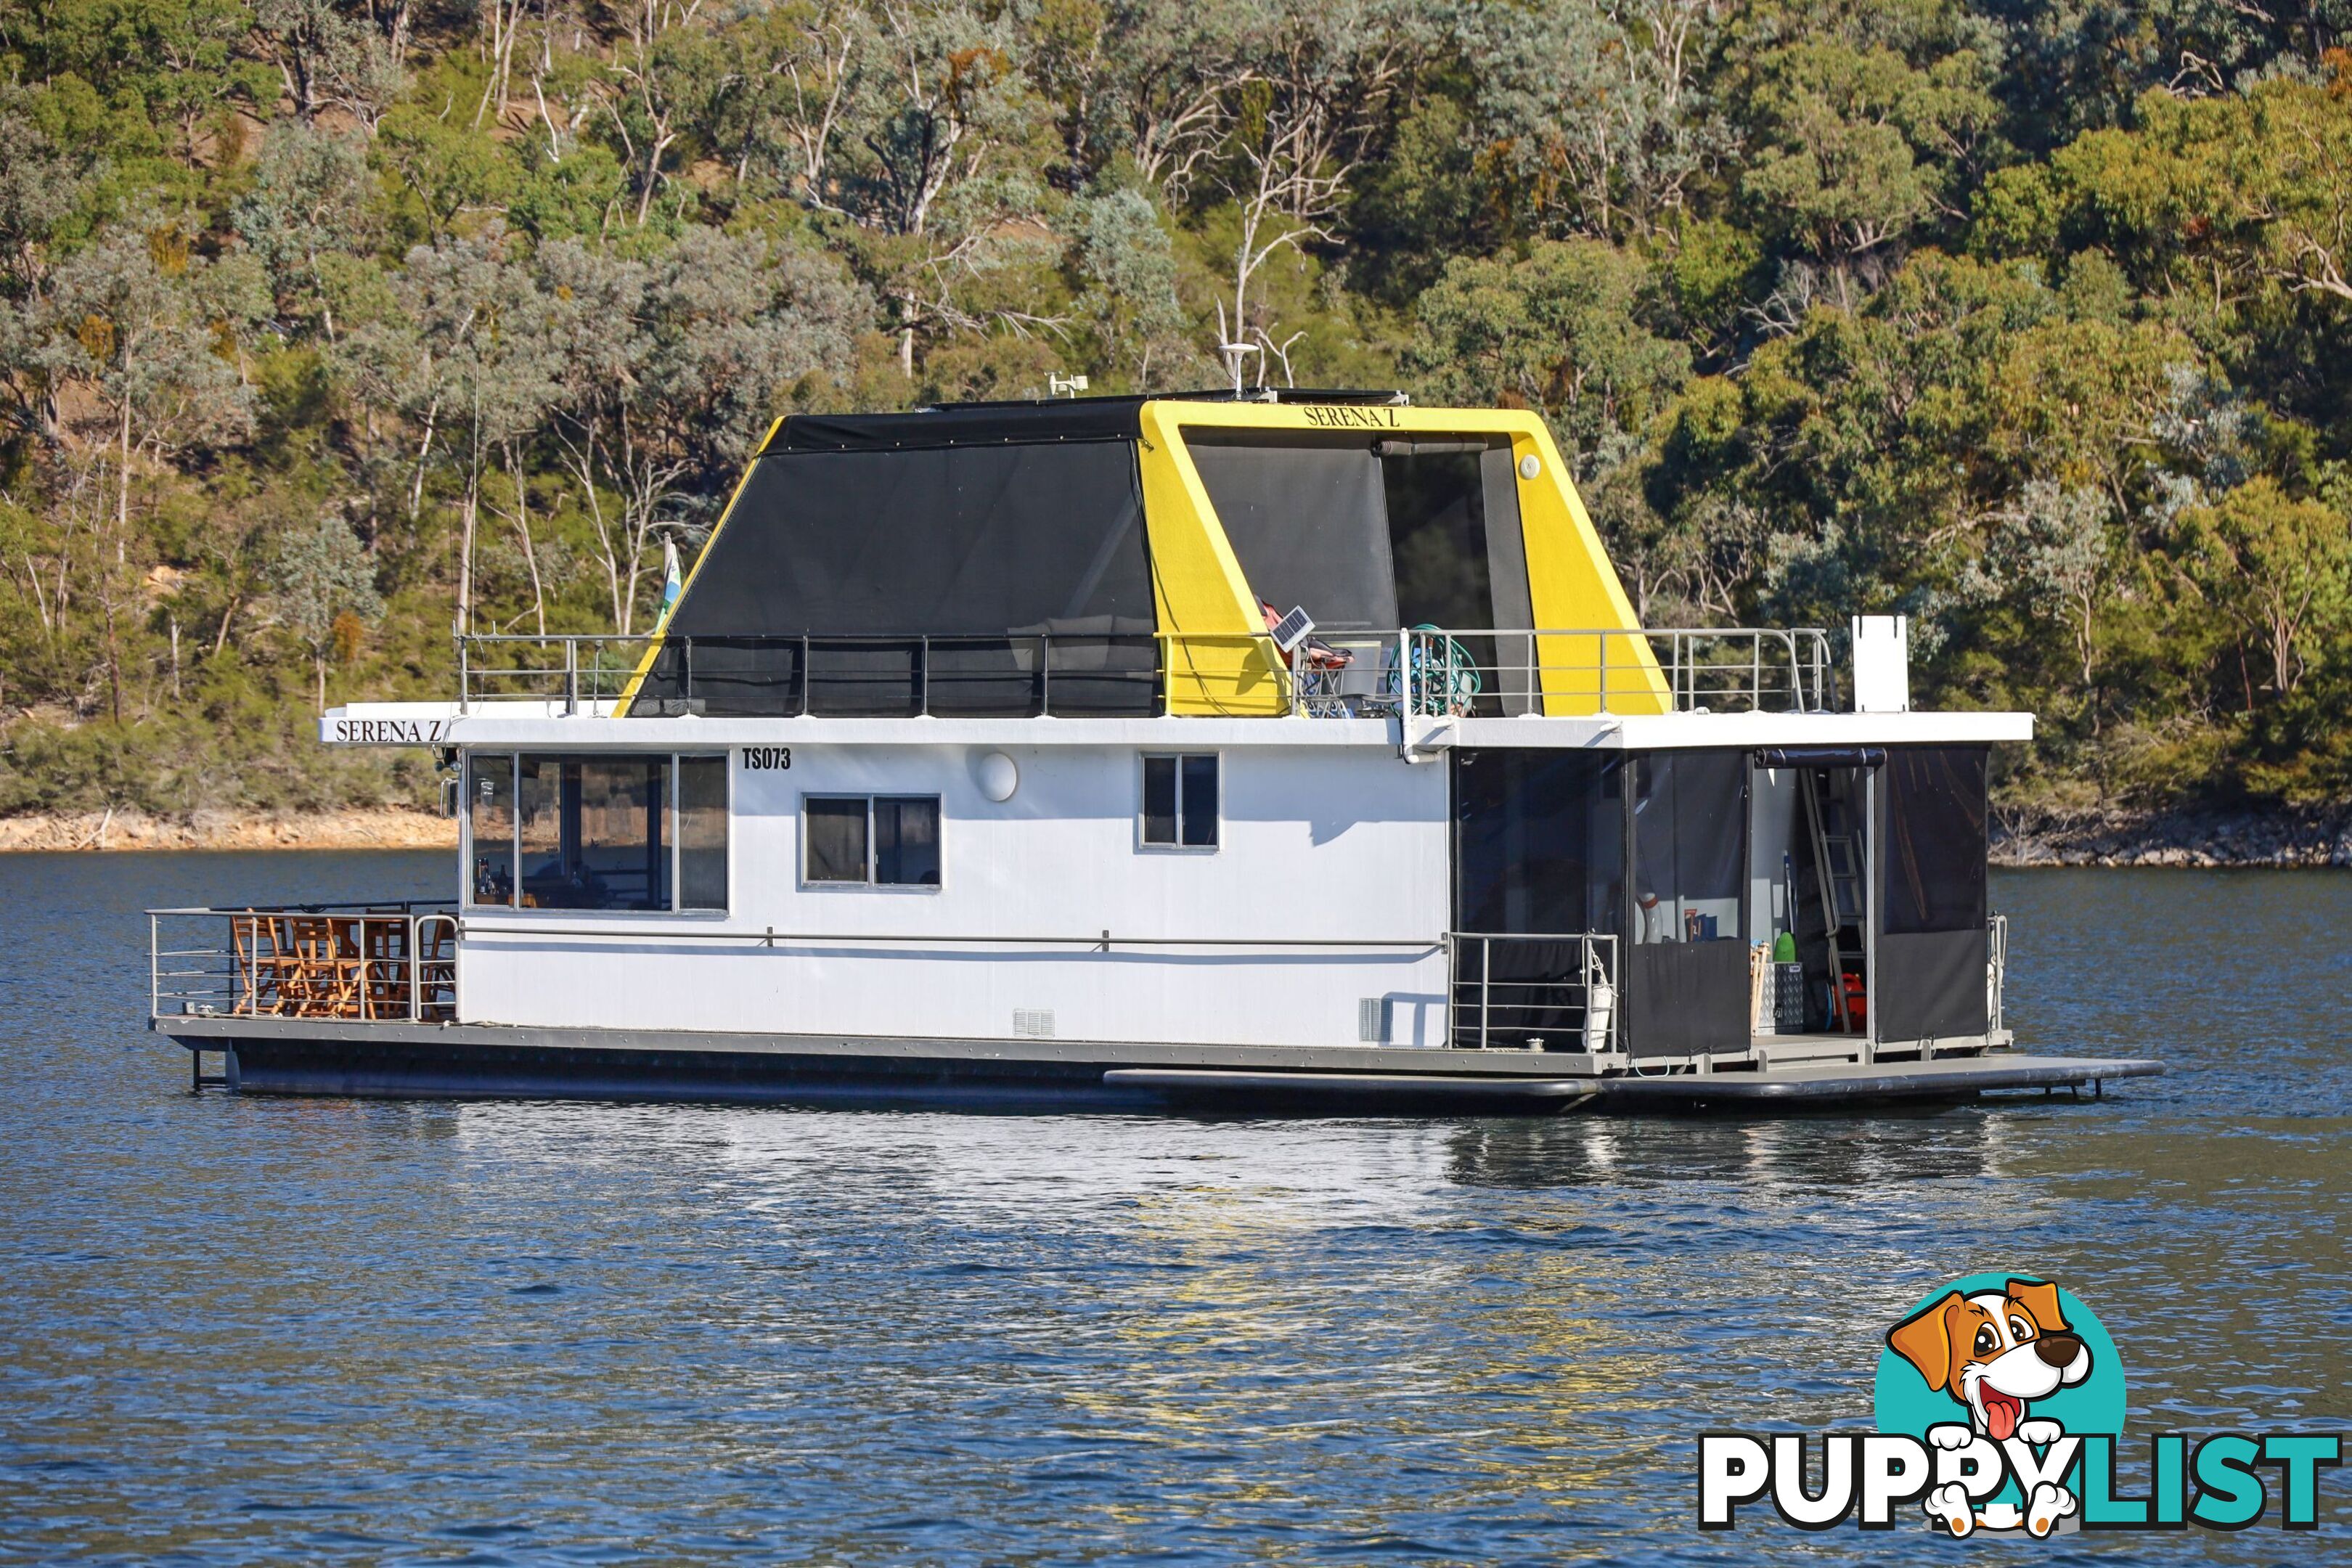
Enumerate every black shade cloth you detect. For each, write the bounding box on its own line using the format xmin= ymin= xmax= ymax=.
xmin=629 ymin=441 xmax=1156 ymax=716
xmin=1882 ymin=745 xmax=1988 ymax=934
xmin=1630 ymin=751 xmax=1746 ymax=939
xmin=1875 ymin=930 xmax=1990 ymax=1040
xmin=1450 ymin=750 xmax=1625 ymax=1048
xmin=1189 ymin=434 xmax=1399 ymax=632
xmin=1452 ymin=750 xmax=1625 ymax=934
xmin=764 ymin=391 xmax=1408 ymax=452
xmin=1624 ymin=941 xmax=1752 ymax=1056
xmin=1873 ymin=745 xmax=1990 ymax=1042
xmin=771 ymin=399 xmax=1148 ymax=452
xmin=1625 ymin=751 xmax=1750 ymax=1055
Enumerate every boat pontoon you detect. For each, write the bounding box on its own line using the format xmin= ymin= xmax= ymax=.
xmin=150 ymin=391 xmax=2160 ymax=1110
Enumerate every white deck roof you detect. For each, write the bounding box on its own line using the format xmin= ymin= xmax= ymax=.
xmin=322 ymin=703 xmax=2031 ymax=750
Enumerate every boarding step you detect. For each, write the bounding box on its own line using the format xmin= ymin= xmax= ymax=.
xmin=1751 ymin=1034 xmax=1866 ymax=1071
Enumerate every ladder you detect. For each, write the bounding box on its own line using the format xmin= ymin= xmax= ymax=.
xmin=1801 ymin=770 xmax=1863 ymax=1032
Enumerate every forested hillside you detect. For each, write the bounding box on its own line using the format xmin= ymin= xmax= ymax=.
xmin=6 ymin=0 xmax=2352 ymax=821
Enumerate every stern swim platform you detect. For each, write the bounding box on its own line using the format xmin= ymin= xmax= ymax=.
xmin=156 ymin=392 xmax=2160 ymax=1114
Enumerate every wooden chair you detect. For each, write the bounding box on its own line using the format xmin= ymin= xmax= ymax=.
xmin=231 ymin=912 xmax=295 ymax=1016
xmin=281 ymin=915 xmax=358 ymax=1018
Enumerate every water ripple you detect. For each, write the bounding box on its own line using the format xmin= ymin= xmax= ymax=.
xmin=0 ymin=855 xmax=2344 ymax=1564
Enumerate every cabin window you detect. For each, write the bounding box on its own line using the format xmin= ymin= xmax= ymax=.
xmin=1141 ymin=754 xmax=1218 ymax=849
xmin=518 ymin=756 xmax=669 ymax=910
xmin=465 ymin=752 xmax=730 ymax=912
xmin=467 ymin=752 xmax=516 ymax=906
xmin=677 ymin=755 xmax=730 ymax=910
xmin=804 ymin=796 xmax=942 ymax=887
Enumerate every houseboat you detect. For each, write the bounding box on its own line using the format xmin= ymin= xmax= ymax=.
xmin=150 ymin=391 xmax=2160 ymax=1111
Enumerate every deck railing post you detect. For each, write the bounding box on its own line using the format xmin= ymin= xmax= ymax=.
xmin=1041 ymin=632 xmax=1052 ymax=716
xmin=1596 ymin=629 xmax=1608 ymax=716
xmin=1479 ymin=938 xmax=1492 ymax=1051
xmin=563 ymin=638 xmax=578 ymax=716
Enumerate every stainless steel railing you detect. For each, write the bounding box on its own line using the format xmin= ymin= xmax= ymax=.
xmin=451 ymin=624 xmax=1837 ymax=717
xmin=150 ymin=903 xmax=459 ymax=1024
xmin=1391 ymin=626 xmax=1835 ymax=717
xmin=460 ymin=632 xmax=658 ymax=713
xmin=1988 ymin=912 xmax=2009 ymax=1034
xmin=1445 ymin=932 xmax=1620 ymax=1054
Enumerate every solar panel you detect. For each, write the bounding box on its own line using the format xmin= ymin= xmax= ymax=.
xmin=1268 ymin=605 xmax=1315 ymax=652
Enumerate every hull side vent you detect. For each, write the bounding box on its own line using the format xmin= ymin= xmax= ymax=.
xmin=1359 ymin=997 xmax=1390 ymax=1044
xmin=1013 ymin=1008 xmax=1055 ymax=1040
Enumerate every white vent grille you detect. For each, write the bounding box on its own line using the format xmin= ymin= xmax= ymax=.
xmin=1358 ymin=997 xmax=1389 ymax=1043
xmin=1013 ymin=1008 xmax=1055 ymax=1040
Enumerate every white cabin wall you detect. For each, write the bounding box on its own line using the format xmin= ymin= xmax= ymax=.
xmin=460 ymin=741 xmax=1453 ymax=1049
xmin=1749 ymin=766 xmax=1801 ymax=944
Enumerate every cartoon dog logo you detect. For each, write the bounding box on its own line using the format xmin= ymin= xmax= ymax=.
xmin=1887 ymin=1278 xmax=2094 ymax=1536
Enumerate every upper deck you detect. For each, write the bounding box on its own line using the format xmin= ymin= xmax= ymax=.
xmin=330 ymin=390 xmax=2029 ymax=751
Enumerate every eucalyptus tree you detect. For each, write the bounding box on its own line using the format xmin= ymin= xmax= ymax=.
xmin=276 ymin=506 xmax=385 ymax=712
xmin=1204 ymin=0 xmax=1420 ymax=377
xmin=232 ymin=121 xmax=378 ymax=343
xmin=30 ymin=216 xmax=262 ymax=541
xmin=701 ymin=0 xmax=878 ymax=204
xmin=1101 ymin=0 xmax=1262 ymax=199
xmin=824 ymin=0 xmax=1058 ymax=376
xmin=1463 ymin=0 xmax=1732 ymax=242
xmin=252 ymin=0 xmax=409 ymax=130
xmin=346 ymin=226 xmax=561 ymax=635
xmin=542 ymin=227 xmax=866 ymax=632
xmin=23 ymin=213 xmax=263 ymax=719
xmin=1074 ymin=187 xmax=1192 ymax=387
xmin=1407 ymin=239 xmax=1689 ymax=468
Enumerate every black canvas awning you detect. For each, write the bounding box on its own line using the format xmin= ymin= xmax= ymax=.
xmin=769 ymin=399 xmax=1150 ymax=452
xmin=626 ymin=434 xmax=1159 ymax=716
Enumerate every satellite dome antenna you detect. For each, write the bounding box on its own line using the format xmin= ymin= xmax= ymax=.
xmin=1214 ymin=299 xmax=1260 ymax=396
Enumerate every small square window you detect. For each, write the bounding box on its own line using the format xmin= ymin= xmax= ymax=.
xmin=805 ymin=797 xmax=870 ymax=883
xmin=1142 ymin=754 xmax=1218 ymax=849
xmin=875 ymin=796 xmax=941 ymax=886
xmin=805 ymin=796 xmax=942 ymax=886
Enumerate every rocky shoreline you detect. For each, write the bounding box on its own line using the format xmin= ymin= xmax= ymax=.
xmin=1992 ymin=806 xmax=2352 ymax=867
xmin=1 ymin=803 xmax=2345 ymax=866
xmin=0 ymin=807 xmax=457 ymax=852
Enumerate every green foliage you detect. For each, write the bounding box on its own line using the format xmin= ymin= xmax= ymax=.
xmin=5 ymin=0 xmax=2352 ymax=816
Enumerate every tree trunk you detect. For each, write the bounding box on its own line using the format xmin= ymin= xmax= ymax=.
xmin=117 ymin=396 xmax=133 ymax=560
xmin=102 ymin=594 xmax=123 ymax=724
xmin=457 ymin=477 xmax=478 ymax=636
xmin=458 ymin=489 xmax=476 ymax=634
xmin=510 ymin=450 xmax=547 ymax=636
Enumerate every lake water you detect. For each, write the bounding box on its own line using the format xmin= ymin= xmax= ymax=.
xmin=1 ymin=852 xmax=2345 ymax=1564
